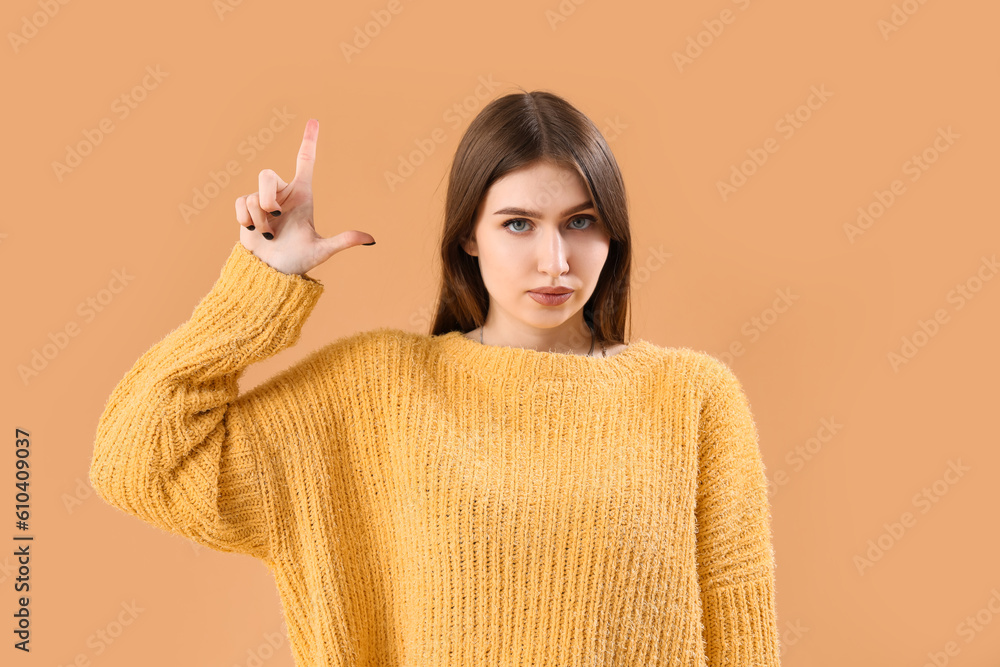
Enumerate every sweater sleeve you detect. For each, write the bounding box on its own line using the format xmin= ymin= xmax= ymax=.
xmin=696 ymin=358 xmax=782 ymax=666
xmin=89 ymin=241 xmax=324 ymax=562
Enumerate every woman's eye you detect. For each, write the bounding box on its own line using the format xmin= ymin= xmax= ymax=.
xmin=503 ymin=219 xmax=530 ymax=232
xmin=501 ymin=216 xmax=597 ymax=234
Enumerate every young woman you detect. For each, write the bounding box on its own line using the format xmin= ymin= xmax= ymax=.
xmin=91 ymin=90 xmax=782 ymax=666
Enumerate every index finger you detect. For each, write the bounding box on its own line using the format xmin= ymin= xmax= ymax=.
xmin=294 ymin=118 xmax=319 ymax=187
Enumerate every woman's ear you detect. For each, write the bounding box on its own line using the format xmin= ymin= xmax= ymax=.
xmin=461 ymin=235 xmax=478 ymax=258
xmin=463 ymin=209 xmax=482 ymax=257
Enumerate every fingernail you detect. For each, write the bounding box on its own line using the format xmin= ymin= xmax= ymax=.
xmin=263 ymin=232 xmax=274 ymax=240
xmin=362 ymin=241 xmax=376 ymax=246
xmin=247 ymin=225 xmax=255 ymax=231
xmin=270 ymin=210 xmax=281 ymax=216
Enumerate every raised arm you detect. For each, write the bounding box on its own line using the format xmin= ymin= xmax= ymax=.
xmin=696 ymin=358 xmax=782 ymax=666
xmin=90 ymin=118 xmax=376 ymax=561
xmin=89 ymin=243 xmax=324 ymax=560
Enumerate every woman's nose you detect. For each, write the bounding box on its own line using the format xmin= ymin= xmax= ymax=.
xmin=537 ymin=230 xmax=570 ymax=275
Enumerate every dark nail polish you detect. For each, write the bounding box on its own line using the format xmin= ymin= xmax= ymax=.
xmin=246 ymin=225 xmax=255 ymax=231
xmin=362 ymin=241 xmax=376 ymax=246
xmin=263 ymin=232 xmax=274 ymax=240
xmin=270 ymin=210 xmax=281 ymax=216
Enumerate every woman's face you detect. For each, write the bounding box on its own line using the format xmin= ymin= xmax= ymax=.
xmin=462 ymin=160 xmax=611 ymax=335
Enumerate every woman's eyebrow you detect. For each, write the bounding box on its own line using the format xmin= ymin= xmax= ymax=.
xmin=492 ymin=200 xmax=594 ymax=218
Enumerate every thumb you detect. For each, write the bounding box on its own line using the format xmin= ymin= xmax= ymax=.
xmin=314 ymin=230 xmax=376 ymax=263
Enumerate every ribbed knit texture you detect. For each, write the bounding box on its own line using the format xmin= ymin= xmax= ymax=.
xmin=90 ymin=241 xmax=782 ymax=667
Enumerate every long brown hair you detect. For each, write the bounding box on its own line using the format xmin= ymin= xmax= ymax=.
xmin=429 ymin=88 xmax=633 ymax=347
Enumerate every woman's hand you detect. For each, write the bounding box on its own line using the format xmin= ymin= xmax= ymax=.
xmin=235 ymin=118 xmax=376 ymax=276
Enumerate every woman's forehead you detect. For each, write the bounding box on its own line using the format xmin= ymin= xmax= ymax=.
xmin=483 ymin=163 xmax=588 ymax=206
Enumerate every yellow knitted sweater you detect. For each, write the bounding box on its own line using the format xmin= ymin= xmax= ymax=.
xmin=90 ymin=241 xmax=782 ymax=667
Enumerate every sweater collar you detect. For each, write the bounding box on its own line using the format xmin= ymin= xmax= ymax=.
xmin=435 ymin=330 xmax=662 ymax=383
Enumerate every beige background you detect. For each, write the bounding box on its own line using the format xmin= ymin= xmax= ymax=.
xmin=3 ymin=0 xmax=999 ymax=665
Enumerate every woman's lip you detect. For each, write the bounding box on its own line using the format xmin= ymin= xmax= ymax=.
xmin=528 ymin=291 xmax=572 ymax=305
